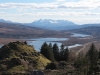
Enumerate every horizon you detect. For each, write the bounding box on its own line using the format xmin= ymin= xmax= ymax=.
xmin=0 ymin=0 xmax=100 ymax=24
xmin=1 ymin=18 xmax=100 ymax=25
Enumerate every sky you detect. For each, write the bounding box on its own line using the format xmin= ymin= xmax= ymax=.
xmin=0 ymin=0 xmax=100 ymax=24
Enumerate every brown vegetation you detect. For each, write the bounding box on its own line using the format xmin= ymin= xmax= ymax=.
xmin=0 ymin=22 xmax=71 ymax=39
xmin=0 ymin=38 xmax=18 ymax=45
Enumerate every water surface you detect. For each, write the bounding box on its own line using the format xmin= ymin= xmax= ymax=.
xmin=0 ymin=33 xmax=89 ymax=51
xmin=71 ymin=33 xmax=90 ymax=37
xmin=27 ymin=38 xmax=68 ymax=51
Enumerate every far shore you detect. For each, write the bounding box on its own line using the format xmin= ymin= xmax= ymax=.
xmin=0 ymin=38 xmax=21 ymax=45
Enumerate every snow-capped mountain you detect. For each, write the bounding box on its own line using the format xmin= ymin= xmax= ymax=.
xmin=27 ymin=19 xmax=79 ymax=30
xmin=1 ymin=18 xmax=99 ymax=30
xmin=33 ymin=19 xmax=75 ymax=25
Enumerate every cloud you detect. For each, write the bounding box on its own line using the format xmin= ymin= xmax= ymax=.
xmin=56 ymin=0 xmax=66 ymax=2
xmin=0 ymin=11 xmax=100 ymax=24
xmin=0 ymin=0 xmax=100 ymax=10
xmin=0 ymin=0 xmax=100 ymax=24
xmin=3 ymin=11 xmax=100 ymax=17
xmin=0 ymin=12 xmax=5 ymax=14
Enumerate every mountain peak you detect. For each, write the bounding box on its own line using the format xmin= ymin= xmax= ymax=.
xmin=33 ymin=19 xmax=75 ymax=25
xmin=0 ymin=19 xmax=12 ymax=23
xmin=29 ymin=19 xmax=78 ymax=30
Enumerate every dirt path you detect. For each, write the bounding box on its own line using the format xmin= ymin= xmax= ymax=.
xmin=76 ymin=41 xmax=97 ymax=56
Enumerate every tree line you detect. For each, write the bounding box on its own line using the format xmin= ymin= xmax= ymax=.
xmin=40 ymin=42 xmax=100 ymax=75
xmin=40 ymin=42 xmax=69 ymax=62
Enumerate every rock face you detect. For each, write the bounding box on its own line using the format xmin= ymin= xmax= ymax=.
xmin=0 ymin=41 xmax=51 ymax=74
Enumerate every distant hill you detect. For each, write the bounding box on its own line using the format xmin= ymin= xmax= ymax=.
xmin=70 ymin=26 xmax=100 ymax=39
xmin=1 ymin=18 xmax=100 ymax=30
xmin=0 ymin=19 xmax=100 ymax=31
xmin=80 ymin=23 xmax=100 ymax=28
xmin=0 ymin=41 xmax=51 ymax=74
xmin=0 ymin=22 xmax=71 ymax=38
xmin=0 ymin=19 xmax=12 ymax=23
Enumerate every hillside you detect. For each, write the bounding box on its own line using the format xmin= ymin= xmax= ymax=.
xmin=0 ymin=22 xmax=71 ymax=38
xmin=0 ymin=41 xmax=51 ymax=74
xmin=70 ymin=26 xmax=100 ymax=39
xmin=0 ymin=19 xmax=12 ymax=23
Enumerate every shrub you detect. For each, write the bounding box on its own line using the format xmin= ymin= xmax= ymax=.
xmin=46 ymin=62 xmax=57 ymax=70
xmin=59 ymin=61 xmax=67 ymax=67
xmin=0 ymin=64 xmax=7 ymax=70
xmin=58 ymin=61 xmax=67 ymax=69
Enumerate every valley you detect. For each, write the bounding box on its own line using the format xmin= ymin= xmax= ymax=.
xmin=0 ymin=22 xmax=93 ymax=51
xmin=0 ymin=0 xmax=100 ymax=74
xmin=0 ymin=20 xmax=98 ymax=51
xmin=0 ymin=19 xmax=100 ymax=75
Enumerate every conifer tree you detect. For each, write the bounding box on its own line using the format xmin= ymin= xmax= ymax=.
xmin=74 ymin=53 xmax=84 ymax=71
xmin=86 ymin=43 xmax=99 ymax=75
xmin=53 ymin=43 xmax=59 ymax=61
xmin=49 ymin=43 xmax=52 ymax=50
xmin=60 ymin=44 xmax=65 ymax=61
xmin=74 ymin=53 xmax=88 ymax=75
xmin=64 ymin=47 xmax=69 ymax=61
xmin=40 ymin=42 xmax=55 ymax=61
xmin=40 ymin=42 xmax=48 ymax=56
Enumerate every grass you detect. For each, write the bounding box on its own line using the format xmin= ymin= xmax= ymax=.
xmin=8 ymin=65 xmax=28 ymax=73
xmin=36 ymin=56 xmax=51 ymax=69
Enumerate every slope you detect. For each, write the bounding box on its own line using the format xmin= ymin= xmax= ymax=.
xmin=0 ymin=22 xmax=71 ymax=38
xmin=0 ymin=41 xmax=51 ymax=74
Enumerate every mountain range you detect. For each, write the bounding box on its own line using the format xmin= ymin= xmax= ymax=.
xmin=0 ymin=22 xmax=72 ymax=38
xmin=0 ymin=19 xmax=100 ymax=30
xmin=25 ymin=19 xmax=80 ymax=30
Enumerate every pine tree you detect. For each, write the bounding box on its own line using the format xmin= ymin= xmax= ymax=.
xmin=49 ymin=43 xmax=52 ymax=50
xmin=53 ymin=43 xmax=59 ymax=61
xmin=60 ymin=44 xmax=65 ymax=61
xmin=74 ymin=53 xmax=86 ymax=75
xmin=40 ymin=42 xmax=55 ymax=61
xmin=40 ymin=42 xmax=48 ymax=56
xmin=64 ymin=47 xmax=69 ymax=61
xmin=86 ymin=43 xmax=99 ymax=75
